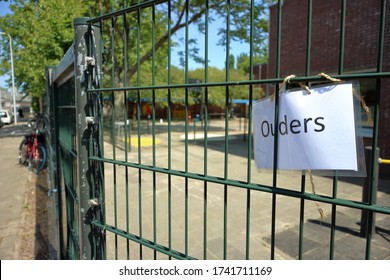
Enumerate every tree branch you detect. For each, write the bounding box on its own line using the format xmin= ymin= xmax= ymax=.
xmin=127 ymin=3 xmax=222 ymax=79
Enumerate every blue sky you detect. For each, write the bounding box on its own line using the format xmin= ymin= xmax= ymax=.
xmin=0 ymin=1 xmax=10 ymax=17
xmin=171 ymin=21 xmax=249 ymax=70
xmin=0 ymin=1 xmax=11 ymax=89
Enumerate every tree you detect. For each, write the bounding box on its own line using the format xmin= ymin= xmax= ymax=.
xmin=237 ymin=52 xmax=267 ymax=75
xmin=0 ymin=0 xmax=94 ymax=109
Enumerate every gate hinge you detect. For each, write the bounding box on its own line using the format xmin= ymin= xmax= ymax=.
xmin=88 ymin=197 xmax=101 ymax=208
xmin=47 ymin=188 xmax=58 ymax=198
xmin=85 ymin=56 xmax=95 ymax=67
xmin=86 ymin=116 xmax=95 ymax=126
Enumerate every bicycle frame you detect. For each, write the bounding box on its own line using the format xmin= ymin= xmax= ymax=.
xmin=25 ymin=118 xmax=43 ymax=155
xmin=19 ymin=115 xmax=47 ymax=174
xmin=30 ymin=132 xmax=39 ymax=160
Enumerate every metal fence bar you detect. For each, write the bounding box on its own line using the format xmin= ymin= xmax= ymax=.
xmin=122 ymin=11 xmax=131 ymax=261
xmin=97 ymin=17 xmax=106 ymax=260
xmin=74 ymin=17 xmax=102 ymax=259
xmin=109 ymin=14 xmax=119 ymax=260
xmin=270 ymin=0 xmax=283 ymax=261
xmin=167 ymin=0 xmax=173 ymax=260
xmin=327 ymin=0 xmax=347 ymax=260
xmin=96 ymin=58 xmax=107 ymax=260
xmin=224 ymin=0 xmax=232 ymax=261
xmin=203 ymin=0 xmax=210 ymax=261
xmin=245 ymin=0 xmax=255 ymax=260
xmin=184 ymin=0 xmax=190 ymax=258
xmin=87 ymin=19 xmax=105 ymax=259
xmin=361 ymin=147 xmax=379 ymax=239
xmin=87 ymin=71 xmax=390 ymax=93
xmin=136 ymin=4 xmax=144 ymax=260
xmin=88 ymin=0 xmax=167 ymax=23
xmin=88 ymin=155 xmax=390 ymax=215
xmin=366 ymin=0 xmax=387 ymax=260
xmin=91 ymin=220 xmax=197 ymax=260
xmin=297 ymin=0 xmax=313 ymax=260
xmin=151 ymin=3 xmax=158 ymax=261
xmin=44 ymin=67 xmax=61 ymax=260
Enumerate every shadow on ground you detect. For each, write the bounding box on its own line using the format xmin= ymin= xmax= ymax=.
xmin=19 ymin=170 xmax=55 ymax=259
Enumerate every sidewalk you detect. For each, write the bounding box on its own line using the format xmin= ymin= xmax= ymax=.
xmin=0 ymin=123 xmax=50 ymax=260
xmin=0 ymin=134 xmax=29 ymax=259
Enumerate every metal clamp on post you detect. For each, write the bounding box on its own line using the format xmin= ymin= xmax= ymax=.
xmin=88 ymin=198 xmax=100 ymax=208
xmin=47 ymin=188 xmax=58 ymax=198
xmin=86 ymin=116 xmax=95 ymax=126
xmin=85 ymin=56 xmax=95 ymax=67
xmin=85 ymin=56 xmax=99 ymax=88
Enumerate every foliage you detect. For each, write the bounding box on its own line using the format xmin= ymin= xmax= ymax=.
xmin=0 ymin=0 xmax=92 ymax=109
xmin=237 ymin=52 xmax=267 ymax=75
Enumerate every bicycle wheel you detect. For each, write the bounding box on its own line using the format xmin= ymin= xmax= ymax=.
xmin=28 ymin=144 xmax=47 ymax=174
xmin=19 ymin=139 xmax=28 ymax=165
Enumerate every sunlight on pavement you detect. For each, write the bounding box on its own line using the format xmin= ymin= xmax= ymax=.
xmin=122 ymin=137 xmax=161 ymax=147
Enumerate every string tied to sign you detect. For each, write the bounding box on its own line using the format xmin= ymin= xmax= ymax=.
xmin=276 ymin=72 xmax=372 ymax=122
xmin=308 ymin=170 xmax=326 ymax=219
xmin=278 ymin=74 xmax=312 ymax=95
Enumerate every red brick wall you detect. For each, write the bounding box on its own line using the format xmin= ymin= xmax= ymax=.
xmin=267 ymin=0 xmax=390 ymax=175
xmin=268 ymin=0 xmax=390 ymax=75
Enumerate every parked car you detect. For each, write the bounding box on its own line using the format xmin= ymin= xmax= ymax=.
xmin=0 ymin=118 xmax=3 ymax=128
xmin=0 ymin=110 xmax=14 ymax=125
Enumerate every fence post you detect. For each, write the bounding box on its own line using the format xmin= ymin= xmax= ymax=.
xmin=74 ymin=17 xmax=102 ymax=259
xmin=360 ymin=146 xmax=379 ymax=237
xmin=44 ymin=66 xmax=62 ymax=259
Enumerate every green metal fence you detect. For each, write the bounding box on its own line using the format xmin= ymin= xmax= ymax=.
xmin=45 ymin=0 xmax=390 ymax=260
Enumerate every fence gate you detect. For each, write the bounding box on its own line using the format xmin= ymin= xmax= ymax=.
xmin=45 ymin=0 xmax=390 ymax=260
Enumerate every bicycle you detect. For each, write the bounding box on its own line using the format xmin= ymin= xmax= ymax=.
xmin=19 ymin=115 xmax=47 ymax=174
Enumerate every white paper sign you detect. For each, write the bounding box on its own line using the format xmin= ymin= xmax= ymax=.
xmin=253 ymin=83 xmax=357 ymax=170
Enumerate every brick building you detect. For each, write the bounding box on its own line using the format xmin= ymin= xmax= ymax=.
xmin=266 ymin=0 xmax=390 ymax=176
